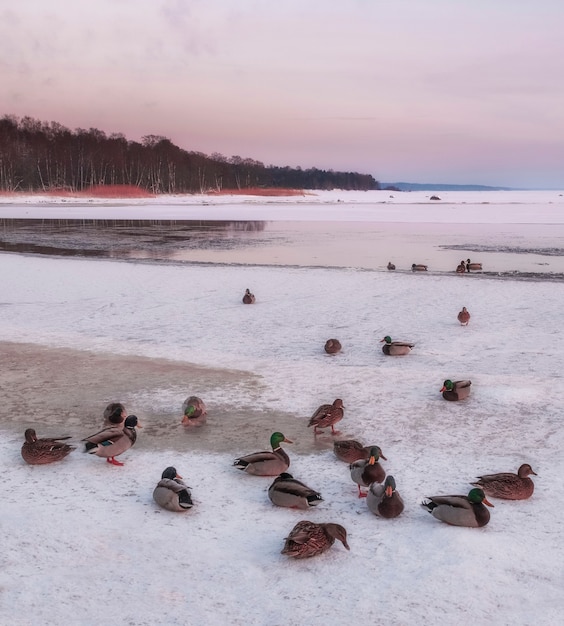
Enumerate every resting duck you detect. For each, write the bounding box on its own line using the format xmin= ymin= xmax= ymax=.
xmin=387 ymin=261 xmax=396 ymax=270
xmin=471 ymin=463 xmax=537 ymax=500
xmin=102 ymin=402 xmax=126 ymax=428
xmin=456 ymin=261 xmax=466 ymax=273
xmin=367 ymin=475 xmax=404 ymax=519
xmin=233 ymin=431 xmax=292 ymax=476
xmin=350 ymin=446 xmax=387 ymax=498
xmin=242 ymin=288 xmax=256 ymax=304
xmin=268 ymin=473 xmax=323 ymax=509
xmin=333 ymin=439 xmax=371 ymax=464
xmin=421 ymin=488 xmax=494 ymax=527
xmin=381 ymin=336 xmax=414 ymax=356
xmin=83 ymin=415 xmax=141 ymax=466
xmin=324 ymin=338 xmax=342 ymax=354
xmin=411 ymin=264 xmax=428 ymax=271
xmin=153 ymin=466 xmax=193 ymax=511
xmin=21 ymin=429 xmax=74 ymax=465
xmin=457 ymin=307 xmax=471 ymax=326
xmin=441 ymin=379 xmax=472 ymax=401
xmin=466 ymin=259 xmax=482 ymax=271
xmin=308 ymin=399 xmax=345 ymax=435
xmin=181 ymin=396 xmax=207 ymax=426
xmin=281 ymin=520 xmax=350 ymax=559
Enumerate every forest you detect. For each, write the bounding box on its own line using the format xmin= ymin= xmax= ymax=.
xmin=0 ymin=114 xmax=380 ymax=194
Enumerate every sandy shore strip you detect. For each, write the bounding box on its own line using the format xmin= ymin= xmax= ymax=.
xmin=1 ymin=341 xmax=322 ymax=456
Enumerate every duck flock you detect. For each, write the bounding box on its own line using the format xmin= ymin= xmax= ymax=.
xmin=20 ymin=288 xmax=538 ymax=561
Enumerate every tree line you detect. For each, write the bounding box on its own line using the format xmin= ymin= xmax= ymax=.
xmin=0 ymin=114 xmax=380 ymax=194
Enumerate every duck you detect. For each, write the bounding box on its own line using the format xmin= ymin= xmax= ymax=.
xmin=350 ymin=446 xmax=387 ymax=498
xmin=83 ymin=415 xmax=141 ymax=466
xmin=153 ymin=466 xmax=193 ymax=511
xmin=21 ymin=428 xmax=74 ymax=465
xmin=411 ymin=263 xmax=428 ymax=271
xmin=457 ymin=307 xmax=471 ymax=326
xmin=242 ymin=288 xmax=256 ymax=304
xmin=281 ymin=520 xmax=350 ymax=559
xmin=466 ymin=259 xmax=483 ymax=271
xmin=333 ymin=439 xmax=371 ymax=464
xmin=268 ymin=473 xmax=323 ymax=509
xmin=233 ymin=431 xmax=293 ymax=476
xmin=181 ymin=396 xmax=207 ymax=426
xmin=421 ymin=487 xmax=494 ymax=527
xmin=387 ymin=261 xmax=396 ymax=270
xmin=380 ymin=336 xmax=414 ymax=356
xmin=308 ymin=399 xmax=345 ymax=435
xmin=367 ymin=475 xmax=404 ymax=518
xmin=456 ymin=261 xmax=466 ymax=273
xmin=471 ymin=464 xmax=537 ymax=500
xmin=102 ymin=402 xmax=126 ymax=428
xmin=324 ymin=338 xmax=342 ymax=355
xmin=441 ymin=379 xmax=472 ymax=401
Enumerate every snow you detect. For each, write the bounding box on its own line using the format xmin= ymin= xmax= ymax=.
xmin=1 ymin=190 xmax=563 ymax=625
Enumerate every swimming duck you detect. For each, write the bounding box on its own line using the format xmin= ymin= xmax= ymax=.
xmin=333 ymin=439 xmax=371 ymax=464
xmin=350 ymin=446 xmax=387 ymax=498
xmin=324 ymin=339 xmax=342 ymax=354
xmin=457 ymin=307 xmax=471 ymax=326
xmin=281 ymin=520 xmax=350 ymax=559
xmin=471 ymin=464 xmax=537 ymax=500
xmin=102 ymin=402 xmax=126 ymax=428
xmin=411 ymin=264 xmax=428 ymax=271
xmin=21 ymin=429 xmax=74 ymax=465
xmin=242 ymin=288 xmax=256 ymax=304
xmin=456 ymin=261 xmax=466 ymax=273
xmin=441 ymin=379 xmax=472 ymax=401
xmin=367 ymin=475 xmax=404 ymax=519
xmin=387 ymin=262 xmax=396 ymax=270
xmin=421 ymin=488 xmax=493 ymax=527
xmin=380 ymin=336 xmax=414 ymax=356
xmin=153 ymin=466 xmax=194 ymax=511
xmin=308 ymin=399 xmax=345 ymax=435
xmin=268 ymin=473 xmax=323 ymax=509
xmin=233 ymin=431 xmax=293 ymax=476
xmin=181 ymin=396 xmax=207 ymax=426
xmin=466 ymin=259 xmax=482 ymax=271
xmin=83 ymin=415 xmax=141 ymax=466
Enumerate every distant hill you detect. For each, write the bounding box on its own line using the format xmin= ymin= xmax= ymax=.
xmin=381 ymin=182 xmax=514 ymax=192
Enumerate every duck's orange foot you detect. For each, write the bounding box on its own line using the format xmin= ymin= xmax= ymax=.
xmin=358 ymin=492 xmax=368 ymax=498
xmin=107 ymin=457 xmax=124 ymax=466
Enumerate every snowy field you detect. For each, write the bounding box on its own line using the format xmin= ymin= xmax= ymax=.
xmin=1 ymin=190 xmax=563 ymax=625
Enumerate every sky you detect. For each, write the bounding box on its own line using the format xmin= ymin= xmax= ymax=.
xmin=2 ymin=0 xmax=564 ymax=188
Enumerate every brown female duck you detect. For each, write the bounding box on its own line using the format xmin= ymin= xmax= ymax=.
xmin=457 ymin=307 xmax=471 ymax=326
xmin=268 ymin=473 xmax=323 ymax=509
xmin=350 ymin=446 xmax=387 ymax=498
xmin=387 ymin=261 xmax=396 ymax=270
xmin=471 ymin=463 xmax=537 ymax=500
xmin=367 ymin=475 xmax=405 ymax=518
xmin=242 ymin=288 xmax=256 ymax=304
xmin=324 ymin=339 xmax=342 ymax=354
xmin=308 ymin=399 xmax=345 ymax=435
xmin=181 ymin=396 xmax=207 ymax=426
xmin=281 ymin=520 xmax=350 ymax=559
xmin=441 ymin=379 xmax=472 ymax=401
xmin=83 ymin=415 xmax=141 ymax=466
xmin=153 ymin=466 xmax=194 ymax=511
xmin=102 ymin=402 xmax=127 ymax=428
xmin=333 ymin=439 xmax=371 ymax=463
xmin=421 ymin=488 xmax=493 ymax=527
xmin=381 ymin=336 xmax=414 ymax=356
xmin=233 ymin=432 xmax=292 ymax=476
xmin=21 ymin=429 xmax=74 ymax=465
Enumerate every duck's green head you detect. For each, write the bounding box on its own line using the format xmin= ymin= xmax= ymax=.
xmin=442 ymin=379 xmax=454 ymax=391
xmin=368 ymin=445 xmax=386 ymax=463
xmin=382 ymin=336 xmax=392 ymax=344
xmin=270 ymin=432 xmax=293 ymax=449
xmin=468 ymin=488 xmax=494 ymax=507
xmin=184 ymin=405 xmax=195 ymax=417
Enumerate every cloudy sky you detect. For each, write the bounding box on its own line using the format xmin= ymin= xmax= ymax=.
xmin=2 ymin=0 xmax=564 ymax=188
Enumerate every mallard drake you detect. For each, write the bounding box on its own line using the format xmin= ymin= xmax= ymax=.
xmin=350 ymin=446 xmax=387 ymax=498
xmin=466 ymin=259 xmax=482 ymax=271
xmin=471 ymin=464 xmax=537 ymax=500
xmin=333 ymin=439 xmax=371 ymax=464
xmin=102 ymin=402 xmax=126 ymax=428
xmin=242 ymin=288 xmax=256 ymax=304
xmin=411 ymin=264 xmax=428 ymax=271
xmin=281 ymin=520 xmax=350 ymax=559
xmin=324 ymin=338 xmax=342 ymax=354
xmin=381 ymin=336 xmax=414 ymax=356
xmin=308 ymin=399 xmax=345 ymax=435
xmin=233 ymin=431 xmax=293 ymax=476
xmin=153 ymin=466 xmax=193 ymax=511
xmin=268 ymin=473 xmax=323 ymax=509
xmin=21 ymin=429 xmax=74 ymax=465
xmin=441 ymin=379 xmax=472 ymax=401
xmin=457 ymin=307 xmax=471 ymax=326
xmin=387 ymin=261 xmax=396 ymax=270
xmin=421 ymin=488 xmax=493 ymax=527
xmin=181 ymin=396 xmax=207 ymax=426
xmin=367 ymin=475 xmax=405 ymax=519
xmin=83 ymin=415 xmax=141 ymax=466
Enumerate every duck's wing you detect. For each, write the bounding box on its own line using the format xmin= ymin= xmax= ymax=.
xmin=426 ymin=495 xmax=472 ymax=509
xmin=82 ymin=425 xmax=125 ymax=444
